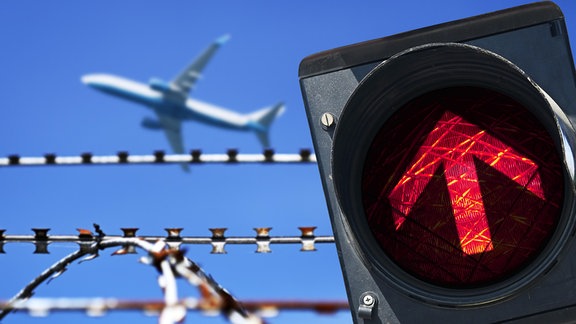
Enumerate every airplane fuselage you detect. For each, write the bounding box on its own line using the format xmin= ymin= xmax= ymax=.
xmin=83 ymin=74 xmax=254 ymax=131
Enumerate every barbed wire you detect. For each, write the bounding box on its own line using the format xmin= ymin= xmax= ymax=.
xmin=1 ymin=150 xmax=335 ymax=322
xmin=1 ymin=298 xmax=349 ymax=318
xmin=0 ymin=226 xmax=334 ymax=254
xmin=1 ymin=229 xmax=266 ymax=324
xmin=0 ymin=149 xmax=316 ymax=167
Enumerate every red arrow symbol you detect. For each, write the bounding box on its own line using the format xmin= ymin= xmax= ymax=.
xmin=388 ymin=111 xmax=544 ymax=255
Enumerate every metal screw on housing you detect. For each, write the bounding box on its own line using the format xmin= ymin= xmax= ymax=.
xmin=358 ymin=292 xmax=377 ymax=320
xmin=320 ymin=113 xmax=335 ymax=129
xmin=363 ymin=295 xmax=374 ymax=306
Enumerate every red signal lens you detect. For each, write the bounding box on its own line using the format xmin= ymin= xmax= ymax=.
xmin=362 ymin=86 xmax=563 ymax=287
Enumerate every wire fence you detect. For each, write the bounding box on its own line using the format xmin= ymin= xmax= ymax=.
xmin=0 ymin=149 xmax=316 ymax=167
xmin=0 ymin=225 xmax=346 ymax=323
xmin=1 ymin=298 xmax=349 ymax=318
xmin=0 ymin=226 xmax=335 ymax=254
xmin=1 ymin=150 xmax=348 ymax=323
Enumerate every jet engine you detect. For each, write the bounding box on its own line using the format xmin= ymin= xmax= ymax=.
xmin=149 ymin=78 xmax=173 ymax=93
xmin=141 ymin=117 xmax=163 ymax=130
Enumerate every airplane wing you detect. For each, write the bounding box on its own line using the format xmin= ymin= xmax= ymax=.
xmin=155 ymin=112 xmax=189 ymax=172
xmin=170 ymin=34 xmax=230 ymax=96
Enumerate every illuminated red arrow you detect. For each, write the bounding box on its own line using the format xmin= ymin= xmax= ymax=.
xmin=388 ymin=111 xmax=544 ymax=255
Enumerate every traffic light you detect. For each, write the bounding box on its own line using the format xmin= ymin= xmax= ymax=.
xmin=299 ymin=2 xmax=576 ymax=323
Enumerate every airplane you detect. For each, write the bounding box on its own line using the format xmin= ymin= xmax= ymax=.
xmin=82 ymin=34 xmax=285 ymax=171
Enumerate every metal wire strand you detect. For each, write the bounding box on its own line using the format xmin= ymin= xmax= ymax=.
xmin=0 ymin=149 xmax=316 ymax=167
xmin=0 ymin=227 xmax=335 ymax=254
xmin=0 ymin=298 xmax=349 ymax=317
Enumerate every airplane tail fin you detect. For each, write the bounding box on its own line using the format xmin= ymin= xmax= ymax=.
xmin=248 ymin=102 xmax=285 ymax=148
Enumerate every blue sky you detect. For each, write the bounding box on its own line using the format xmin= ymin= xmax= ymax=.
xmin=0 ymin=1 xmax=575 ymax=323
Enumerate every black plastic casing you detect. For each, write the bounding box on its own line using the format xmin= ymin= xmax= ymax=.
xmin=299 ymin=2 xmax=576 ymax=323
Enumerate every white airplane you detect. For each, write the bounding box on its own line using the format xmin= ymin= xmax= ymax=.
xmin=82 ymin=35 xmax=285 ymax=171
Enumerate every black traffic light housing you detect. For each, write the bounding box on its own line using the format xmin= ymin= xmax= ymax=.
xmin=299 ymin=2 xmax=576 ymax=323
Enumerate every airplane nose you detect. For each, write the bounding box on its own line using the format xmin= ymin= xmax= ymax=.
xmin=81 ymin=74 xmax=112 ymax=91
xmin=81 ymin=74 xmax=114 ymax=93
xmin=81 ymin=74 xmax=97 ymax=85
